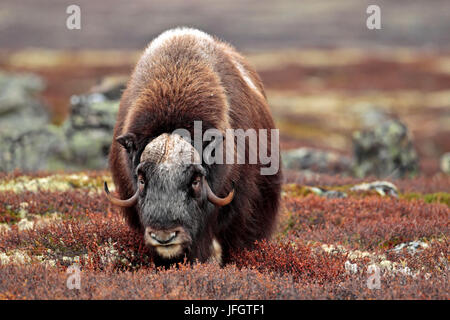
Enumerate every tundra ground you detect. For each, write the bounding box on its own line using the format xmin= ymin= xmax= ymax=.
xmin=0 ymin=44 xmax=449 ymax=299
xmin=0 ymin=171 xmax=448 ymax=299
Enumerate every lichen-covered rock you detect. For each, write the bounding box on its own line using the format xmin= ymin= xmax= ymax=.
xmin=68 ymin=94 xmax=119 ymax=132
xmin=0 ymin=71 xmax=45 ymax=116
xmin=0 ymin=71 xmax=67 ymax=171
xmin=62 ymin=88 xmax=120 ymax=169
xmin=308 ymin=187 xmax=347 ymax=199
xmin=282 ymin=147 xmax=352 ymax=174
xmin=0 ymin=72 xmax=123 ymax=172
xmin=58 ymin=75 xmax=125 ymax=170
xmin=390 ymin=241 xmax=429 ymax=255
xmin=440 ymin=152 xmax=450 ymax=174
xmin=0 ymin=125 xmax=66 ymax=172
xmin=352 ymin=119 xmax=419 ymax=178
xmin=350 ymin=180 xmax=399 ymax=198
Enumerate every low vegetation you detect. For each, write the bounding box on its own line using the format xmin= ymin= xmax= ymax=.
xmin=0 ymin=171 xmax=448 ymax=299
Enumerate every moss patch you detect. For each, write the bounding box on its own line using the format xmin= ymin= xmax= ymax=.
xmin=401 ymin=192 xmax=450 ymax=206
xmin=0 ymin=173 xmax=113 ymax=193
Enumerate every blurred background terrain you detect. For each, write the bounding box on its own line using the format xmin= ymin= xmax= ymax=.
xmin=0 ymin=0 xmax=449 ymax=176
xmin=0 ymin=0 xmax=449 ymax=300
xmin=1 ymin=0 xmax=449 ymax=177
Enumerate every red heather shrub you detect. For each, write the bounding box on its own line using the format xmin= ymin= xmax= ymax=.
xmin=385 ymin=239 xmax=449 ymax=274
xmin=0 ymin=262 xmax=303 ymax=300
xmin=319 ymin=272 xmax=449 ymax=300
xmin=0 ymin=171 xmax=448 ymax=299
xmin=0 ymin=190 xmax=110 ymax=223
xmin=0 ymin=261 xmax=447 ymax=300
xmin=0 ymin=169 xmax=51 ymax=181
xmin=230 ymin=239 xmax=348 ymax=285
xmin=0 ymin=212 xmax=155 ymax=271
xmin=281 ymin=194 xmax=449 ymax=251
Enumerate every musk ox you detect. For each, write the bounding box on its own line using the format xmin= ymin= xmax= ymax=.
xmin=105 ymin=28 xmax=282 ymax=266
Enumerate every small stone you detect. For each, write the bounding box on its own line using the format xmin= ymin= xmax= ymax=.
xmin=350 ymin=180 xmax=399 ymax=198
xmin=282 ymin=147 xmax=352 ymax=174
xmin=379 ymin=260 xmax=393 ymax=270
xmin=440 ymin=152 xmax=450 ymax=174
xmin=391 ymin=240 xmax=429 ymax=255
xmin=17 ymin=218 xmax=34 ymax=231
xmin=309 ymin=187 xmax=347 ymax=199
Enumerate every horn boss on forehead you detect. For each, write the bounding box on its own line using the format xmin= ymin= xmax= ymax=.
xmin=141 ymin=133 xmax=234 ymax=205
xmin=140 ymin=133 xmax=201 ymax=165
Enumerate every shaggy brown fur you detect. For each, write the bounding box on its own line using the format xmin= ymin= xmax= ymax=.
xmin=109 ymin=28 xmax=282 ymax=263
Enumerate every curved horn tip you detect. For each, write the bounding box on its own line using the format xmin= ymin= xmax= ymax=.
xmin=225 ymin=189 xmax=235 ymax=203
xmin=205 ymin=180 xmax=235 ymax=207
xmin=104 ymin=181 xmax=110 ymax=194
xmin=104 ymin=181 xmax=140 ymax=208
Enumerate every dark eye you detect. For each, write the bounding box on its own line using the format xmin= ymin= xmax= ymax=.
xmin=138 ymin=176 xmax=145 ymax=191
xmin=191 ymin=176 xmax=202 ymax=194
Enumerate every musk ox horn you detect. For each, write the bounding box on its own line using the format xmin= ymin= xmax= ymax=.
xmin=104 ymin=182 xmax=139 ymax=207
xmin=140 ymin=133 xmax=201 ymax=165
xmin=204 ymin=178 xmax=234 ymax=206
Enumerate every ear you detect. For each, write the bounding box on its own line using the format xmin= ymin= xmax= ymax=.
xmin=116 ymin=132 xmax=137 ymax=153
